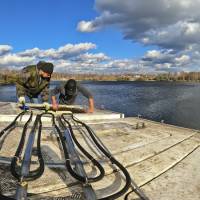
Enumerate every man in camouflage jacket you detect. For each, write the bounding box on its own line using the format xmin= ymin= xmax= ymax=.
xmin=15 ymin=61 xmax=54 ymax=104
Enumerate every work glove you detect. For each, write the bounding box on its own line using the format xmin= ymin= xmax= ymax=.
xmin=43 ymin=102 xmax=50 ymax=111
xmin=18 ymin=96 xmax=25 ymax=104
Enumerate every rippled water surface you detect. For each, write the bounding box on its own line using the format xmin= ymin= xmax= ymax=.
xmin=0 ymin=81 xmax=200 ymax=129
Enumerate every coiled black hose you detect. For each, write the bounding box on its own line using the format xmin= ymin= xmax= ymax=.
xmin=59 ymin=115 xmax=105 ymax=182
xmin=0 ymin=194 xmax=15 ymax=200
xmin=0 ymin=111 xmax=25 ymax=138
xmin=68 ymin=114 xmax=131 ymax=200
xmin=10 ymin=111 xmax=33 ymax=180
xmin=42 ymin=113 xmax=90 ymax=183
xmin=11 ymin=114 xmax=45 ymax=181
xmin=27 ymin=113 xmax=46 ymax=180
xmin=55 ymin=116 xmax=91 ymax=183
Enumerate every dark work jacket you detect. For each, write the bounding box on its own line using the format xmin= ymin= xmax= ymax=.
xmin=15 ymin=65 xmax=50 ymax=102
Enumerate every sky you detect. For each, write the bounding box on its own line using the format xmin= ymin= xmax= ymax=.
xmin=0 ymin=0 xmax=200 ymax=74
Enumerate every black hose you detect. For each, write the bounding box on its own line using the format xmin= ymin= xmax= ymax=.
xmin=13 ymin=115 xmax=44 ymax=181
xmin=0 ymin=111 xmax=25 ymax=138
xmin=10 ymin=111 xmax=33 ymax=180
xmin=69 ymin=114 xmax=131 ymax=200
xmin=88 ymin=124 xmax=149 ymax=200
xmin=55 ymin=116 xmax=88 ymax=183
xmin=124 ymin=190 xmax=134 ymax=200
xmin=24 ymin=113 xmax=48 ymax=180
xmin=28 ymin=113 xmax=47 ymax=179
xmin=38 ymin=113 xmax=89 ymax=183
xmin=60 ymin=115 xmax=105 ymax=182
xmin=0 ymin=194 xmax=15 ymax=200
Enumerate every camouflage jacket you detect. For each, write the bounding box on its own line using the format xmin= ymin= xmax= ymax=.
xmin=15 ymin=65 xmax=50 ymax=102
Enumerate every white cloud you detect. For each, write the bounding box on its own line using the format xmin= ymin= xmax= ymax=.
xmin=56 ymin=43 xmax=96 ymax=58
xmin=76 ymin=0 xmax=200 ymax=72
xmin=18 ymin=48 xmax=41 ymax=57
xmin=2 ymin=1 xmax=200 ymax=73
xmin=75 ymin=53 xmax=110 ymax=64
xmin=77 ymin=0 xmax=200 ymax=50
xmin=141 ymin=48 xmax=194 ymax=71
xmin=0 ymin=43 xmax=114 ymax=73
xmin=146 ymin=50 xmax=161 ymax=59
xmin=18 ymin=43 xmax=96 ymax=59
xmin=77 ymin=21 xmax=98 ymax=32
xmin=0 ymin=54 xmax=34 ymax=68
xmin=0 ymin=45 xmax=12 ymax=56
xmin=0 ymin=42 xmax=198 ymax=74
xmin=155 ymin=63 xmax=172 ymax=69
xmin=175 ymin=55 xmax=190 ymax=64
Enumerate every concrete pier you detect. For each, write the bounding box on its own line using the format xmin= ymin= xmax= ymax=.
xmin=0 ymin=102 xmax=200 ymax=200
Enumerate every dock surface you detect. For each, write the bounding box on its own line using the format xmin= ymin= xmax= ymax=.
xmin=0 ymin=102 xmax=200 ymax=200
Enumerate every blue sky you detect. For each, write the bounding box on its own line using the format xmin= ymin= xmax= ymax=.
xmin=0 ymin=0 xmax=147 ymax=58
xmin=0 ymin=0 xmax=200 ymax=73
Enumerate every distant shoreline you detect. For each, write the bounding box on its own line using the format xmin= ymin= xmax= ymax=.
xmin=1 ymin=79 xmax=200 ymax=86
xmin=1 ymin=70 xmax=200 ymax=84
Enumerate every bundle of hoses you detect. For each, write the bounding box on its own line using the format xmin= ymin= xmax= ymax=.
xmin=12 ymin=112 xmax=105 ymax=183
xmin=0 ymin=111 xmax=29 ymax=200
xmin=55 ymin=115 xmax=105 ymax=183
xmin=1 ymin=112 xmax=104 ymax=199
xmin=61 ymin=113 xmax=132 ymax=200
xmin=71 ymin=115 xmax=149 ymax=200
xmin=0 ymin=111 xmax=141 ymax=200
xmin=10 ymin=113 xmax=45 ymax=182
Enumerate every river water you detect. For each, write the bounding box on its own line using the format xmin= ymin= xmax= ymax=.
xmin=0 ymin=81 xmax=200 ymax=130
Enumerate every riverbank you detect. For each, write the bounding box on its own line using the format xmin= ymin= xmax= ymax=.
xmin=0 ymin=70 xmax=200 ymax=85
xmin=1 ymin=69 xmax=200 ymax=83
xmin=1 ymin=79 xmax=200 ymax=86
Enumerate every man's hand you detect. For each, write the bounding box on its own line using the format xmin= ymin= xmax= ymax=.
xmin=51 ymin=96 xmax=58 ymax=111
xmin=18 ymin=96 xmax=25 ymax=104
xmin=87 ymin=108 xmax=94 ymax=113
xmin=52 ymin=103 xmax=58 ymax=111
xmin=43 ymin=102 xmax=50 ymax=111
xmin=87 ymin=97 xmax=94 ymax=113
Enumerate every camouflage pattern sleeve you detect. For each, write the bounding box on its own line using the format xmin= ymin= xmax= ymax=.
xmin=14 ymin=69 xmax=31 ymax=85
xmin=16 ymin=83 xmax=26 ymax=98
xmin=40 ymin=83 xmax=50 ymax=102
xmin=14 ymin=69 xmax=32 ymax=98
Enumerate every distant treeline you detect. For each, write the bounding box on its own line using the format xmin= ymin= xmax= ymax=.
xmin=53 ymin=71 xmax=200 ymax=82
xmin=155 ymin=72 xmax=200 ymax=81
xmin=1 ymin=69 xmax=200 ymax=84
xmin=51 ymin=72 xmax=148 ymax=81
xmin=0 ymin=70 xmax=17 ymax=84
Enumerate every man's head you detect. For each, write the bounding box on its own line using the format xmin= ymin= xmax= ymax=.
xmin=65 ymin=79 xmax=77 ymax=96
xmin=37 ymin=61 xmax=54 ymax=78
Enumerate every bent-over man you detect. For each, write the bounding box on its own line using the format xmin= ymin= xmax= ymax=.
xmin=51 ymin=79 xmax=94 ymax=113
xmin=15 ymin=61 xmax=54 ymax=106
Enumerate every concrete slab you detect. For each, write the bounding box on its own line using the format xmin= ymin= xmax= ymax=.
xmin=0 ymin=102 xmax=200 ymax=199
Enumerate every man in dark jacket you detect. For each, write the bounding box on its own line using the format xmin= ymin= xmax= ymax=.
xmin=15 ymin=61 xmax=54 ymax=105
xmin=51 ymin=79 xmax=94 ymax=113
